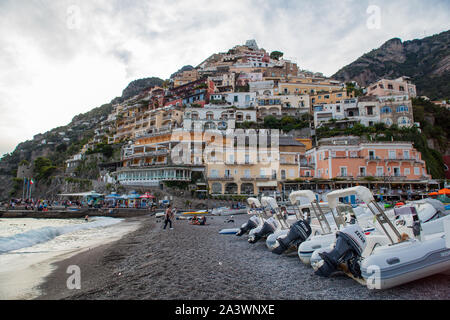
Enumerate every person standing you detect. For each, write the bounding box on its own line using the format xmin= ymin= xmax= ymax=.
xmin=163 ymin=204 xmax=174 ymax=230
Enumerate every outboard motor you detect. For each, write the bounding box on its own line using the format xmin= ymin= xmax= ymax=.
xmin=272 ymin=220 xmax=312 ymax=255
xmin=248 ymin=217 xmax=277 ymax=244
xmin=314 ymin=224 xmax=367 ymax=278
xmin=236 ymin=216 xmax=259 ymax=236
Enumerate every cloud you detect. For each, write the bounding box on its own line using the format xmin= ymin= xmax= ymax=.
xmin=0 ymin=0 xmax=449 ymax=156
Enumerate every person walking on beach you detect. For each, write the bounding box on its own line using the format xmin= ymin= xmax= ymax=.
xmin=163 ymin=204 xmax=174 ymax=230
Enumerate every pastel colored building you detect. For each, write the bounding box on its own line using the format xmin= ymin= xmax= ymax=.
xmin=304 ymin=141 xmax=430 ymax=181
xmin=367 ymin=76 xmax=417 ymax=98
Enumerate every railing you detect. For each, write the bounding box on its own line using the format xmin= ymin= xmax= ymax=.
xmin=207 ymin=175 xmax=234 ymax=181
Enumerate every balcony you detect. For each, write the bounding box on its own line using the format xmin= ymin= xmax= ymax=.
xmin=208 ymin=175 xmax=234 ymax=181
xmin=256 ymin=175 xmax=272 ymax=180
xmin=366 ymin=156 xmax=382 ymax=162
xmin=240 ymin=177 xmax=254 ymax=181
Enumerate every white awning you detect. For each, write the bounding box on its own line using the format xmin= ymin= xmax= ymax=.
xmin=256 ymin=181 xmax=278 ymax=187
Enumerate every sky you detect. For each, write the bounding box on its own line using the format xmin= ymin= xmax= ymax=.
xmin=0 ymin=0 xmax=449 ymax=156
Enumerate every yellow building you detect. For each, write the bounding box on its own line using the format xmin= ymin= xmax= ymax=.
xmin=310 ymin=90 xmax=354 ymax=106
xmin=206 ymin=135 xmax=306 ymax=196
xmin=173 ymin=69 xmax=200 ymax=88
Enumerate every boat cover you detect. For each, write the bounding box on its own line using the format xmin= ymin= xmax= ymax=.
xmin=327 ymin=186 xmax=374 ymax=209
xmin=289 ymin=190 xmax=316 ymax=205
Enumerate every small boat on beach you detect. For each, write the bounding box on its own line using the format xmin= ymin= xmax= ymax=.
xmin=236 ymin=198 xmax=265 ymax=236
xmin=211 ymin=206 xmax=248 ymax=216
xmin=182 ymin=210 xmax=209 ymax=215
xmin=248 ymin=197 xmax=289 ymax=244
xmin=310 ymin=186 xmax=450 ymax=289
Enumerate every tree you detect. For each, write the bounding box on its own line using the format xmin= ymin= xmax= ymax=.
xmin=270 ymin=51 xmax=284 ymax=61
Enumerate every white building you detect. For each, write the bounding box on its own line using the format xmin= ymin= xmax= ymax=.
xmin=313 ymin=97 xmax=381 ymax=128
xmin=224 ymin=92 xmax=257 ymax=109
xmin=183 ymin=106 xmax=257 ymax=131
xmin=249 ymin=80 xmax=275 ymax=96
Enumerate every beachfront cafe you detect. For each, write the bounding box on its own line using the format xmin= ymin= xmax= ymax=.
xmin=58 ymin=191 xmax=105 ymax=207
xmin=114 ymin=192 xmax=156 ymax=208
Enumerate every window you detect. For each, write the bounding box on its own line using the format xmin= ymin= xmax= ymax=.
xmin=369 ymin=150 xmax=375 ymax=159
xmin=403 ymin=150 xmax=410 ymax=159
xmin=281 ymin=170 xmax=286 ymax=180
xmin=398 ymin=117 xmax=410 ymax=125
xmin=376 ymin=167 xmax=384 ymax=177
xmin=244 ymin=169 xmax=251 ymax=178
xmin=260 ymin=169 xmax=265 ymax=177
xmin=388 ymin=84 xmax=393 ymax=90
xmin=234 ymin=96 xmax=238 ymax=102
xmin=404 ymin=168 xmax=410 ymax=175
xmin=414 ymin=167 xmax=420 ymax=175
xmin=388 ymin=150 xmax=396 ymax=159
xmin=359 ymin=167 xmax=366 ymax=176
xmin=399 ymin=86 xmax=405 ymax=91
xmin=340 ymin=167 xmax=347 ymax=177
xmin=381 ymin=106 xmax=392 ymax=113
xmin=396 ymin=105 xmax=408 ymax=112
xmin=211 ymin=169 xmax=219 ymax=178
xmin=289 ymin=169 xmax=295 ymax=178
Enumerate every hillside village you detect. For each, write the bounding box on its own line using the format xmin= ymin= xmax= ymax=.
xmin=2 ymin=39 xmax=450 ymax=202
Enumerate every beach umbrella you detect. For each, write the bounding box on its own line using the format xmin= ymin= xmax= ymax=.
xmin=395 ymin=202 xmax=405 ymax=206
xmin=428 ymin=192 xmax=438 ymax=196
xmin=127 ymin=193 xmax=141 ymax=199
xmin=140 ymin=192 xmax=155 ymax=199
xmin=105 ymin=193 xmax=120 ymax=199
xmin=438 ymin=188 xmax=450 ymax=195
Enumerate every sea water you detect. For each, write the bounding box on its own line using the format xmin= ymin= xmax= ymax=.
xmin=0 ymin=217 xmax=140 ymax=299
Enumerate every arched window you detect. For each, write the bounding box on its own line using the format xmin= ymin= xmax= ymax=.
xmin=212 ymin=183 xmax=222 ymax=194
xmin=206 ymin=112 xmax=214 ymax=120
xmin=383 ymin=118 xmax=393 ymax=126
xmin=397 ymin=117 xmax=410 ymax=125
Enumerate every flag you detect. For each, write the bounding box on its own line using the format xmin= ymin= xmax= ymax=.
xmin=30 ymin=179 xmax=34 ymax=185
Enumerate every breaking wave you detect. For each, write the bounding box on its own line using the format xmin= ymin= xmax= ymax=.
xmin=0 ymin=217 xmax=122 ymax=253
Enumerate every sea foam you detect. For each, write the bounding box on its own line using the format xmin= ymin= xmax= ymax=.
xmin=0 ymin=217 xmax=122 ymax=253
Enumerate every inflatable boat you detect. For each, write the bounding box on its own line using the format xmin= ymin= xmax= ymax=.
xmin=311 ymin=186 xmax=450 ymax=289
xmin=236 ymin=198 xmax=265 ymax=237
xmin=268 ymin=190 xmax=322 ymax=254
xmin=248 ymin=197 xmax=289 ymax=244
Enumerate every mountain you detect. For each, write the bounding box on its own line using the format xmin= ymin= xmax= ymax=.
xmin=0 ymin=77 xmax=162 ymax=200
xmin=332 ymin=30 xmax=450 ymax=99
xmin=170 ymin=65 xmax=194 ymax=79
xmin=111 ymin=77 xmax=164 ymax=104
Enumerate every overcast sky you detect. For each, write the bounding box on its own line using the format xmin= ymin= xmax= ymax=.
xmin=0 ymin=0 xmax=449 ymax=156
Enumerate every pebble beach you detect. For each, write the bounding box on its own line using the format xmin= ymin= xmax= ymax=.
xmin=38 ymin=214 xmax=450 ymax=300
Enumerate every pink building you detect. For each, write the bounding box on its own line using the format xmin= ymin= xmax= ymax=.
xmin=367 ymin=76 xmax=417 ymax=98
xmin=303 ymin=141 xmax=430 ymax=181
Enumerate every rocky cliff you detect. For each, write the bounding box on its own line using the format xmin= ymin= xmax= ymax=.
xmin=333 ymin=30 xmax=450 ymax=99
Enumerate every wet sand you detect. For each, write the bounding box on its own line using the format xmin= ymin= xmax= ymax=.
xmin=38 ymin=214 xmax=450 ymax=300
